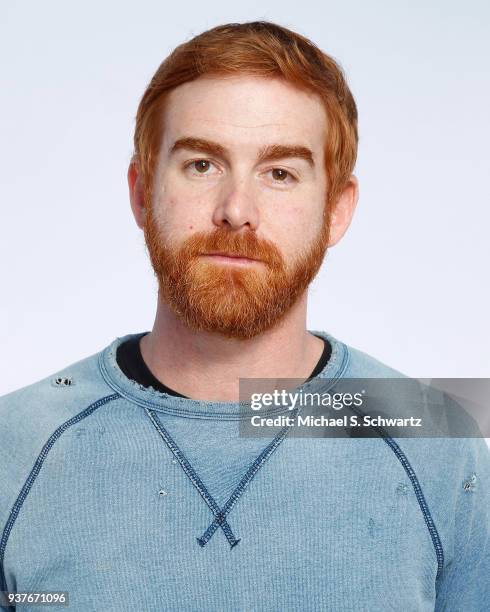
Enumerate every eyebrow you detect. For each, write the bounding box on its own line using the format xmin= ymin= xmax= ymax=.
xmin=169 ymin=136 xmax=315 ymax=168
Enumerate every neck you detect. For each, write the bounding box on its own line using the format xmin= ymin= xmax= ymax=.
xmin=139 ymin=290 xmax=324 ymax=402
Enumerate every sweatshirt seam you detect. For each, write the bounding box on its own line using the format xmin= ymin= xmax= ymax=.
xmin=146 ymin=406 xmax=299 ymax=548
xmin=145 ymin=408 xmax=240 ymax=548
xmin=383 ymin=436 xmax=445 ymax=579
xmin=98 ymin=333 xmax=351 ymax=421
xmin=0 ymin=392 xmax=120 ymax=593
xmin=347 ymin=403 xmax=445 ymax=579
xmin=336 ymin=347 xmax=444 ymax=575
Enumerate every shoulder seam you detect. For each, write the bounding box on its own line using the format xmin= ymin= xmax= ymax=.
xmin=348 ymin=405 xmax=445 ymax=578
xmin=383 ymin=436 xmax=445 ymax=578
xmin=0 ymin=392 xmax=120 ymax=592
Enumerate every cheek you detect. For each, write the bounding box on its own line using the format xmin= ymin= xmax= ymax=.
xmin=282 ymin=203 xmax=322 ymax=237
xmin=265 ymin=200 xmax=324 ymax=261
xmin=153 ymin=193 xmax=209 ymax=240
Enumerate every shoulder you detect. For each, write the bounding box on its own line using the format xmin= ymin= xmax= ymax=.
xmin=312 ymin=329 xmax=407 ymax=379
xmin=399 ymin=435 xmax=490 ymax=578
xmin=0 ymin=343 xmax=117 ymax=426
xmin=0 ymin=343 xmax=119 ymax=532
xmin=342 ymin=340 xmax=407 ymax=378
xmin=322 ymin=332 xmax=490 ymax=569
xmin=332 ymin=334 xmax=490 ymax=481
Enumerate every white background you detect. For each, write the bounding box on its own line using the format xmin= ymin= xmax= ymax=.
xmin=1 ymin=1 xmax=489 ymax=400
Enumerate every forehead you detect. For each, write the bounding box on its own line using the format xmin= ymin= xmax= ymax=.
xmin=160 ymin=75 xmax=327 ymax=155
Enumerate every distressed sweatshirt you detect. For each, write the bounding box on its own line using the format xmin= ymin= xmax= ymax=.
xmin=0 ymin=330 xmax=489 ymax=611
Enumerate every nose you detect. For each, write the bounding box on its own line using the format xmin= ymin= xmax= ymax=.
xmin=212 ymin=176 xmax=260 ymax=231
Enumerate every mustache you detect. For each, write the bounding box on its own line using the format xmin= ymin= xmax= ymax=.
xmin=182 ymin=228 xmax=284 ymax=267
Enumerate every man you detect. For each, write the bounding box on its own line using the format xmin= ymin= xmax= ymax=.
xmin=0 ymin=21 xmax=488 ymax=612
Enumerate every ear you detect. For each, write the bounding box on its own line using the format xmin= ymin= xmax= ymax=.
xmin=327 ymin=175 xmax=359 ymax=247
xmin=128 ymin=157 xmax=146 ymax=230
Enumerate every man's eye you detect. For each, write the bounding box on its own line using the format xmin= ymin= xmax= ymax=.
xmin=269 ymin=168 xmax=295 ymax=183
xmin=185 ymin=159 xmax=217 ymax=175
xmin=184 ymin=161 xmax=295 ymax=183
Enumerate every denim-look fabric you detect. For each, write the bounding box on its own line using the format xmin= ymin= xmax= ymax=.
xmin=0 ymin=330 xmax=489 ymax=611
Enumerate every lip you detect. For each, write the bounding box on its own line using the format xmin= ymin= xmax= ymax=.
xmin=200 ymin=252 xmax=262 ymax=264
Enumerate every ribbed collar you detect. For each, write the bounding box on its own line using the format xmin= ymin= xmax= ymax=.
xmin=98 ymin=330 xmax=350 ymax=420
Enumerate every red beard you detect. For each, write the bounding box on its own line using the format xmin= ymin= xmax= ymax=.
xmin=143 ymin=205 xmax=330 ymax=340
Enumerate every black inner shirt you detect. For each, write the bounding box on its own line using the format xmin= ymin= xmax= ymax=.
xmin=116 ymin=333 xmax=332 ymax=399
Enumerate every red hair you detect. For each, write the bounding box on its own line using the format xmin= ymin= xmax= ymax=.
xmin=133 ymin=21 xmax=358 ymax=210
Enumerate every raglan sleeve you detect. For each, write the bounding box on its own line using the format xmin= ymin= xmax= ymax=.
xmin=434 ymin=437 xmax=490 ymax=611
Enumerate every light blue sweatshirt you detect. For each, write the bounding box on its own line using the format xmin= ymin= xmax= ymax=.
xmin=1 ymin=331 xmax=489 ymax=611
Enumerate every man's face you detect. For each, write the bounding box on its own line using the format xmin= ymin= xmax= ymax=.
xmin=143 ymin=75 xmax=330 ymax=340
